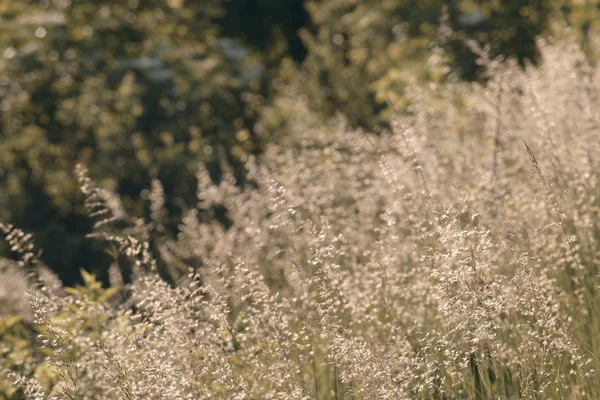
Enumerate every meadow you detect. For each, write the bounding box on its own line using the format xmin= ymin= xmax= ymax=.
xmin=2 ymin=33 xmax=600 ymax=399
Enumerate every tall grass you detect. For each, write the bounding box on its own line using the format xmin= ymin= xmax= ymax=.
xmin=2 ymin=34 xmax=600 ymax=399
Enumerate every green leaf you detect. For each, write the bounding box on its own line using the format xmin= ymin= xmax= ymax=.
xmin=64 ymin=287 xmax=83 ymax=297
xmin=0 ymin=315 xmax=22 ymax=330
xmin=80 ymin=268 xmax=96 ymax=287
xmin=98 ymin=287 xmax=120 ymax=303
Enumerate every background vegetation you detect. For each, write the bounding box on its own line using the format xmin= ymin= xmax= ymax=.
xmin=1 ymin=0 xmax=598 ymax=285
xmin=1 ymin=0 xmax=600 ymax=398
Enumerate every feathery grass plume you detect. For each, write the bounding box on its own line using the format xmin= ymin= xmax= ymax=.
xmin=148 ymin=178 xmax=167 ymax=230
xmin=76 ymin=165 xmax=129 ymax=235
xmin=0 ymin=223 xmax=39 ymax=280
xmin=0 ymin=258 xmax=31 ymax=319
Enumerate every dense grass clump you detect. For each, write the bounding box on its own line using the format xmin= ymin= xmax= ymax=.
xmin=2 ymin=35 xmax=600 ymax=399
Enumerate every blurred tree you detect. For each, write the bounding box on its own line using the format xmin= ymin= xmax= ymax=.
xmin=297 ymin=0 xmax=557 ymax=131
xmin=218 ymin=0 xmax=310 ymax=66
xmin=0 ymin=0 xmax=266 ymax=284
